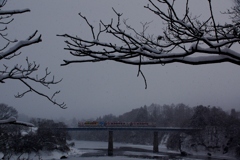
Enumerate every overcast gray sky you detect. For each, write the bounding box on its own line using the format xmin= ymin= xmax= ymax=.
xmin=0 ymin=0 xmax=239 ymax=120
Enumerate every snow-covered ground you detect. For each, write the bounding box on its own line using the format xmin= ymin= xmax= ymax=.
xmin=66 ymin=141 xmax=237 ymax=160
xmin=0 ymin=140 xmax=238 ymax=160
xmin=64 ymin=141 xmax=171 ymax=160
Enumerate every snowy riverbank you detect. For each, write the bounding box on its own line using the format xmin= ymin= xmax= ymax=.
xmin=0 ymin=140 xmax=238 ymax=160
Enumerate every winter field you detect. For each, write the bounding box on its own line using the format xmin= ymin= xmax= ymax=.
xmin=0 ymin=140 xmax=237 ymax=160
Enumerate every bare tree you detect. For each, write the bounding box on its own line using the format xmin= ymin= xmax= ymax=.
xmin=0 ymin=0 xmax=65 ymax=108
xmin=58 ymin=0 xmax=240 ymax=88
xmin=0 ymin=103 xmax=33 ymax=126
xmin=226 ymin=0 xmax=240 ymax=22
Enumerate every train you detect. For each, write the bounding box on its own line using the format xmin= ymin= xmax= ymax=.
xmin=78 ymin=121 xmax=156 ymax=127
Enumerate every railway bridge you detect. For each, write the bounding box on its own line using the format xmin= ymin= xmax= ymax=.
xmin=59 ymin=127 xmax=201 ymax=156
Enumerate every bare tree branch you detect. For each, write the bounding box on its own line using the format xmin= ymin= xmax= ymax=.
xmin=59 ymin=0 xmax=240 ymax=87
xmin=0 ymin=9 xmax=30 ymax=15
xmin=0 ymin=1 xmax=66 ymax=108
xmin=0 ymin=31 xmax=41 ymax=60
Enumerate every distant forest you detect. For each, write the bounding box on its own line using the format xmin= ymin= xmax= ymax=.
xmin=68 ymin=103 xmax=240 ymax=157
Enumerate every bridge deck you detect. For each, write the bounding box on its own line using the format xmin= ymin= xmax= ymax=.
xmin=56 ymin=127 xmax=201 ymax=131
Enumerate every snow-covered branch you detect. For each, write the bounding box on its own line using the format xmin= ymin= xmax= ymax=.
xmin=0 ymin=56 xmax=66 ymax=108
xmin=0 ymin=9 xmax=30 ymax=15
xmin=0 ymin=31 xmax=41 ymax=60
xmin=59 ymin=0 xmax=240 ymax=68
xmin=0 ymin=116 xmax=34 ymax=127
xmin=0 ymin=1 xmax=66 ymax=108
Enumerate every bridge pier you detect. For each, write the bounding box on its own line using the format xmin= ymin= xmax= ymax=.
xmin=108 ymin=130 xmax=159 ymax=155
xmin=108 ymin=130 xmax=113 ymax=156
xmin=153 ymin=131 xmax=159 ymax=153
